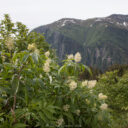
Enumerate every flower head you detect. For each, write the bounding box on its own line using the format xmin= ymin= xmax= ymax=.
xmin=27 ymin=43 xmax=36 ymax=51
xmin=88 ymin=80 xmax=97 ymax=89
xmin=67 ymin=54 xmax=74 ymax=59
xmin=69 ymin=81 xmax=77 ymax=91
xmin=75 ymin=109 xmax=80 ymax=116
xmin=5 ymin=37 xmax=14 ymax=50
xmin=82 ymin=80 xmax=88 ymax=87
xmin=45 ymin=51 xmax=50 ymax=57
xmin=56 ymin=118 xmax=64 ymax=127
xmin=98 ymin=93 xmax=107 ymax=100
xmin=43 ymin=62 xmax=50 ymax=73
xmin=74 ymin=52 xmax=81 ymax=62
xmin=100 ymin=103 xmax=108 ymax=110
xmin=39 ymin=74 xmax=43 ymax=78
xmin=63 ymin=104 xmax=70 ymax=112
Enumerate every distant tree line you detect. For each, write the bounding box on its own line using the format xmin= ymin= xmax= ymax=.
xmin=79 ymin=64 xmax=128 ymax=80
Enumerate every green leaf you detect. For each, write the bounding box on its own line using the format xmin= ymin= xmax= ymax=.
xmin=13 ymin=123 xmax=27 ymax=128
xmin=21 ymin=53 xmax=29 ymax=64
xmin=31 ymin=52 xmax=38 ymax=64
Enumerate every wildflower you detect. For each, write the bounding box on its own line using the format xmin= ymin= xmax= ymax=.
xmin=63 ymin=104 xmax=70 ymax=112
xmin=98 ymin=93 xmax=107 ymax=100
xmin=82 ymin=80 xmax=88 ymax=87
xmin=27 ymin=43 xmax=36 ymax=51
xmin=74 ymin=52 xmax=81 ymax=62
xmin=56 ymin=118 xmax=64 ymax=127
xmin=100 ymin=103 xmax=108 ymax=110
xmin=69 ymin=81 xmax=77 ymax=91
xmin=5 ymin=37 xmax=14 ymax=50
xmin=67 ymin=54 xmax=74 ymax=59
xmin=39 ymin=74 xmax=43 ymax=78
xmin=43 ymin=62 xmax=50 ymax=73
xmin=43 ymin=64 xmax=50 ymax=73
xmin=75 ymin=109 xmax=80 ymax=116
xmin=45 ymin=51 xmax=50 ymax=57
xmin=88 ymin=80 xmax=97 ymax=89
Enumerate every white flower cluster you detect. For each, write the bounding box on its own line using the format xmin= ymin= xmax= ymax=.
xmin=67 ymin=52 xmax=81 ymax=62
xmin=100 ymin=103 xmax=108 ymax=110
xmin=43 ymin=58 xmax=51 ymax=73
xmin=98 ymin=93 xmax=107 ymax=100
xmin=63 ymin=104 xmax=70 ymax=112
xmin=74 ymin=52 xmax=81 ymax=62
xmin=67 ymin=54 xmax=74 ymax=59
xmin=27 ymin=43 xmax=39 ymax=54
xmin=81 ymin=80 xmax=97 ymax=89
xmin=28 ymin=43 xmax=36 ymax=51
xmin=88 ymin=80 xmax=97 ymax=89
xmin=69 ymin=81 xmax=77 ymax=91
xmin=75 ymin=109 xmax=80 ymax=116
xmin=81 ymin=80 xmax=88 ymax=87
xmin=5 ymin=37 xmax=14 ymax=50
xmin=56 ymin=118 xmax=64 ymax=127
xmin=45 ymin=51 xmax=50 ymax=57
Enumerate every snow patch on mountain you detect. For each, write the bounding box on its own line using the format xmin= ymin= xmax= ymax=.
xmin=60 ymin=19 xmax=76 ymax=27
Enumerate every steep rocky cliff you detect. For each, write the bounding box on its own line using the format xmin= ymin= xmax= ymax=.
xmin=32 ymin=14 xmax=128 ymax=70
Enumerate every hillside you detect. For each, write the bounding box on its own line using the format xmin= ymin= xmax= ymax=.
xmin=33 ymin=14 xmax=128 ymax=70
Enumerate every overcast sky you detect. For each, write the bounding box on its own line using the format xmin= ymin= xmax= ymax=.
xmin=0 ymin=0 xmax=128 ymax=30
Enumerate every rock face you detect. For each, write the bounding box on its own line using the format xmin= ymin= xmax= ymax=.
xmin=32 ymin=14 xmax=128 ymax=70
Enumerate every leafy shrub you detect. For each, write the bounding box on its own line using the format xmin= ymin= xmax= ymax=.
xmin=96 ymin=70 xmax=128 ymax=128
xmin=0 ymin=14 xmax=112 ymax=128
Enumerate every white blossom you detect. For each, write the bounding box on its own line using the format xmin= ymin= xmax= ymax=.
xmin=100 ymin=103 xmax=108 ymax=110
xmin=39 ymin=74 xmax=43 ymax=78
xmin=69 ymin=81 xmax=77 ymax=91
xmin=75 ymin=109 xmax=80 ymax=116
xmin=82 ymin=80 xmax=88 ymax=87
xmin=98 ymin=93 xmax=107 ymax=100
xmin=5 ymin=37 xmax=14 ymax=50
xmin=45 ymin=51 xmax=50 ymax=57
xmin=56 ymin=118 xmax=64 ymax=127
xmin=67 ymin=54 xmax=74 ymax=59
xmin=63 ymin=104 xmax=70 ymax=112
xmin=88 ymin=80 xmax=97 ymax=89
xmin=27 ymin=43 xmax=36 ymax=51
xmin=43 ymin=62 xmax=50 ymax=73
xmin=74 ymin=52 xmax=81 ymax=62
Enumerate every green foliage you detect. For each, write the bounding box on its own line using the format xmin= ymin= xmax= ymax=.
xmin=96 ymin=70 xmax=128 ymax=128
xmin=0 ymin=14 xmax=112 ymax=128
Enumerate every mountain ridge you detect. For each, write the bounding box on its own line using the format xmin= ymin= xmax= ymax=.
xmin=33 ymin=14 xmax=128 ymax=70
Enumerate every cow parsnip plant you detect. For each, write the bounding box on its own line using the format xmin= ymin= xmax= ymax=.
xmin=0 ymin=14 xmax=112 ymax=128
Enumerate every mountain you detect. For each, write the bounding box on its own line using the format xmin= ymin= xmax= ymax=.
xmin=32 ymin=14 xmax=128 ymax=70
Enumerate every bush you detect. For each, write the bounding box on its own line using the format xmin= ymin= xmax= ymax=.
xmin=96 ymin=70 xmax=128 ymax=128
xmin=0 ymin=14 xmax=112 ymax=128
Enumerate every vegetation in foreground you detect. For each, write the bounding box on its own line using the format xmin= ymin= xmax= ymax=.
xmin=0 ymin=14 xmax=128 ymax=128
